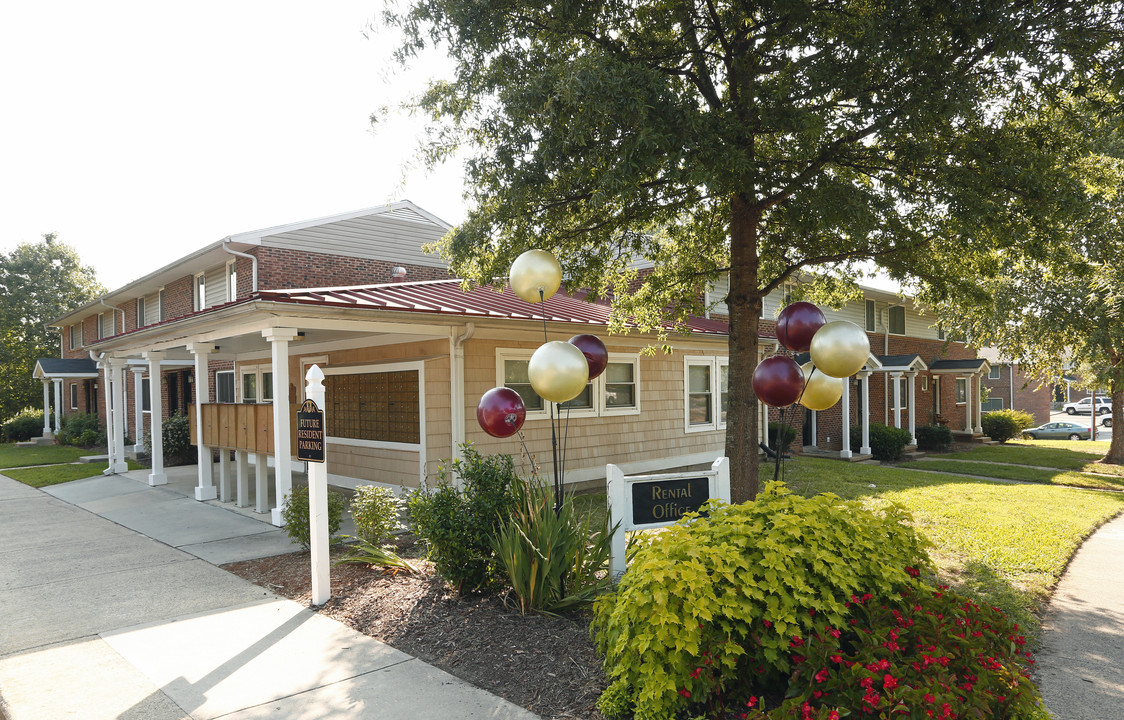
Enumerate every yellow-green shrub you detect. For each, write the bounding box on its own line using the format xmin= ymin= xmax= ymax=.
xmin=590 ymin=483 xmax=932 ymax=720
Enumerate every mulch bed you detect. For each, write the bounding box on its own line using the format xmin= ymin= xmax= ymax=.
xmin=222 ymin=544 xmax=607 ymax=720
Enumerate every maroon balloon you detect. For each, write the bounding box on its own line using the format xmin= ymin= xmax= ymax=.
xmin=751 ymin=355 xmax=805 ymax=408
xmin=476 ymin=387 xmax=527 ymax=438
xmin=568 ymin=334 xmax=609 ymax=380
xmin=776 ymin=301 xmax=827 ymax=352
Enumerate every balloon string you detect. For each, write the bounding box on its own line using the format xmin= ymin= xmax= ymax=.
xmin=515 ymin=429 xmax=538 ymax=482
xmin=539 ymin=289 xmax=549 ymax=344
xmin=561 ymin=403 xmax=571 ymax=489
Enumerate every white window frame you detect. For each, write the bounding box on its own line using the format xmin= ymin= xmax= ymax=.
xmin=894 ymin=377 xmax=908 ymax=410
xmin=158 ymin=288 xmax=166 ymax=321
xmin=226 ymin=260 xmax=238 ymax=302
xmin=299 ymin=356 xmax=330 ymax=401
xmin=865 ymin=299 xmax=876 ymax=332
xmin=194 ymin=273 xmax=206 ymax=311
xmin=988 ymin=366 xmax=1001 ymax=380
xmin=239 ymin=364 xmax=274 ymax=404
xmin=495 ymin=348 xmax=641 ymax=420
xmin=141 ymin=378 xmax=151 ymax=413
xmin=322 ymin=360 xmax=426 ymax=451
xmin=69 ymin=382 xmax=78 ymax=410
xmin=955 ymin=378 xmax=968 ymax=404
xmin=68 ymin=324 xmax=77 ymax=350
xmin=888 ymin=305 xmax=906 ymax=335
xmin=215 ymin=370 xmax=236 ymax=403
xmin=921 ymin=375 xmax=928 ymax=392
xmin=684 ymin=355 xmax=729 ymax=433
xmin=137 ymin=297 xmax=145 ymax=328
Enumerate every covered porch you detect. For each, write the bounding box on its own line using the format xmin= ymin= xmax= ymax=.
xmin=929 ymin=358 xmax=991 ymax=439
xmin=31 ymin=358 xmax=99 ymax=444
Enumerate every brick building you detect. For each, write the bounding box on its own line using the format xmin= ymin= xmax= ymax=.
xmin=977 ymin=348 xmax=1053 ymax=423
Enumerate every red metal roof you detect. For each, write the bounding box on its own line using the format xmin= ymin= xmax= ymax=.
xmin=257 ymin=279 xmax=733 ymax=336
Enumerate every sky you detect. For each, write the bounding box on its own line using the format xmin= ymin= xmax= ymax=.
xmin=0 ymin=1 xmax=467 ymax=291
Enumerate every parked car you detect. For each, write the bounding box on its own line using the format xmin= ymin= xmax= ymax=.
xmin=1101 ymin=416 xmax=1113 ymax=428
xmin=1023 ymin=421 xmax=1091 ymax=441
xmin=1063 ymin=397 xmax=1112 ymax=415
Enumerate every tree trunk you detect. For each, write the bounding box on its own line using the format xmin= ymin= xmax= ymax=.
xmin=1105 ymin=366 xmax=1124 ymax=464
xmin=725 ymin=195 xmax=763 ymax=502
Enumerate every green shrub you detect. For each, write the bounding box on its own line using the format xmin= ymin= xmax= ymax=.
xmin=407 ymin=444 xmax=518 ymax=594
xmin=768 ymin=421 xmax=798 ymax=453
xmin=143 ymin=413 xmax=195 ymax=465
xmin=280 ymin=484 xmax=348 ymax=550
xmin=850 ymin=422 xmax=912 ymax=461
xmin=57 ymin=412 xmax=105 ymax=447
xmin=915 ymin=423 xmax=953 ymax=452
xmin=983 ymin=409 xmax=1037 ymax=443
xmin=2 ymin=408 xmax=46 ymax=442
xmin=591 ymin=483 xmax=933 ymax=720
xmin=670 ymin=585 xmax=1044 ymax=720
xmin=350 ymin=485 xmax=405 ymax=546
xmin=491 ymin=477 xmax=616 ymax=614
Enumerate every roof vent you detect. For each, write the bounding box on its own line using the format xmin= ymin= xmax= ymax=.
xmin=391 ymin=266 xmax=407 ymax=283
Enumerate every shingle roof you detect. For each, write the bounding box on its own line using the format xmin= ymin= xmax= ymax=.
xmin=34 ymin=358 xmax=99 ymax=377
xmin=929 ymin=358 xmax=989 ymax=372
xmin=257 ymin=279 xmax=734 ymax=336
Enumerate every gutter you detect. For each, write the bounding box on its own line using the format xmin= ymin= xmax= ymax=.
xmin=222 ymin=239 xmax=258 ymax=293
xmin=450 ymin=323 xmax=476 ymax=472
xmin=98 ymin=299 xmax=126 ymax=334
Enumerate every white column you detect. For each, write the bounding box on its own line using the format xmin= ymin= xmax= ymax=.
xmin=217 ymin=449 xmax=233 ymax=503
xmin=263 ymin=328 xmax=299 ymax=526
xmin=41 ymin=380 xmax=52 ymax=437
xmin=52 ymin=380 xmax=63 ymax=433
xmin=111 ymin=361 xmax=128 ymax=472
xmin=305 ymin=364 xmax=330 ymax=605
xmin=963 ymin=375 xmax=973 ymax=433
xmin=131 ymin=368 xmax=145 ymax=452
xmin=907 ymin=371 xmax=918 ymax=446
xmin=810 ymin=411 xmax=818 ymax=448
xmin=188 ymin=343 xmax=216 ymax=500
xmin=890 ymin=371 xmax=903 ymax=430
xmin=236 ymin=452 xmax=250 ymax=507
xmin=859 ymin=371 xmax=872 ymax=455
xmin=974 ymin=374 xmax=984 ymax=433
xmin=101 ymin=363 xmax=116 ymax=475
xmin=254 ymin=452 xmax=269 ymax=514
xmin=145 ymin=352 xmax=167 ymax=486
xmin=840 ymin=379 xmax=852 ymax=459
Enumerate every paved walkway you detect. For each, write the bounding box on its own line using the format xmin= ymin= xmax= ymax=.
xmin=0 ymin=469 xmax=537 ymax=720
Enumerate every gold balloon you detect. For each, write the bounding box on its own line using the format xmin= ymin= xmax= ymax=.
xmin=510 ymin=249 xmax=562 ymax=303
xmin=809 ymin=321 xmax=870 ymax=378
xmin=528 ymin=341 xmax=589 ymax=403
xmin=799 ymin=361 xmax=844 ymax=411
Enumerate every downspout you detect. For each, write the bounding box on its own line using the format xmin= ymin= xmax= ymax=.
xmin=222 ymin=240 xmax=258 ymax=293
xmin=450 ymin=323 xmax=476 ymax=472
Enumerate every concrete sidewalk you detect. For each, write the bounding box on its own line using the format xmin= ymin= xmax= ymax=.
xmin=0 ymin=470 xmax=537 ymax=720
xmin=1036 ymin=511 xmax=1124 ymax=720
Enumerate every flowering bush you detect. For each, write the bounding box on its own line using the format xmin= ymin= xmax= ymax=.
xmin=592 ymin=483 xmax=934 ymax=720
xmin=698 ymin=585 xmax=1045 ymax=719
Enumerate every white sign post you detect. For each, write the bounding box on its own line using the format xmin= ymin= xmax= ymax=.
xmin=302 ymin=365 xmax=330 ymax=605
xmin=606 ymin=456 xmax=730 ymax=578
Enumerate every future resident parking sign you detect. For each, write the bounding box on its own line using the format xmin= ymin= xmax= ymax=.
xmin=296 ymin=398 xmax=325 ymax=463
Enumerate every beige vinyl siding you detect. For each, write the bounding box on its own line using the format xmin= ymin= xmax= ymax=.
xmin=263 ymin=210 xmax=448 ymax=269
xmin=465 ymin=337 xmax=726 ymax=484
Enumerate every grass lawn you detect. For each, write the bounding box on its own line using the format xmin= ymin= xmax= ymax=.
xmin=899 ymin=459 xmax=1124 ymax=491
xmin=0 ymin=443 xmax=94 ymax=468
xmin=933 ymin=441 xmax=1124 ymax=476
xmin=2 ymin=459 xmax=143 ymax=488
xmin=778 ymin=456 xmax=1124 ymax=638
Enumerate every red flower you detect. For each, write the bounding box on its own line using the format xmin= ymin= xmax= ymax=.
xmin=790 ymin=635 xmax=805 ymax=648
xmin=905 ymin=566 xmax=920 ymax=577
xmin=746 ymin=696 xmax=758 ymax=708
xmin=830 ymin=654 xmax=843 ymax=664
xmin=690 ymin=667 xmax=702 ymax=679
xmin=679 ymin=688 xmax=691 ymax=698
xmin=883 ymin=674 xmax=899 ymax=690
xmin=829 ymin=712 xmax=840 ymax=720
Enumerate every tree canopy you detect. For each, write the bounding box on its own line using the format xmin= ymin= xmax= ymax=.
xmin=387 ymin=0 xmax=1124 ymax=499
xmin=0 ymin=234 xmax=104 ymax=420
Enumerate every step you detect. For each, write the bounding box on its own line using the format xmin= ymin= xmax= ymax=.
xmin=78 ymin=454 xmax=110 ymax=464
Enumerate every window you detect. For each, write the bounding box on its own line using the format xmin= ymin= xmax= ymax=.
xmin=97 ymin=312 xmax=114 ymax=339
xmin=141 ymin=378 xmax=151 ymax=412
xmin=325 ymin=366 xmax=421 ymax=446
xmin=242 ymin=372 xmax=258 ymax=403
xmin=215 ymin=371 xmax=235 ymax=403
xmin=684 ymin=356 xmax=729 ymax=432
xmin=888 ymin=305 xmax=906 ymax=335
xmin=497 ymin=350 xmax=640 ymax=418
xmin=955 ymin=378 xmax=968 ymax=404
xmin=988 ymin=366 xmax=1001 ymax=380
xmin=981 ymin=398 xmax=1004 ymax=411
xmin=158 ymin=289 xmax=166 ymax=321
xmin=894 ymin=377 xmax=908 ymax=409
xmin=69 ymin=383 xmax=78 ymax=410
xmin=938 ymin=325 xmax=946 ymax=340
xmin=240 ymin=367 xmax=274 ymax=403
xmin=137 ymin=297 xmax=145 ymax=328
xmin=921 ymin=375 xmax=928 ymax=392
xmin=262 ymin=372 xmax=274 ymax=401
xmin=68 ymin=324 xmax=77 ymax=350
xmin=194 ymin=273 xmax=206 ymax=311
xmin=865 ymin=300 xmax=876 ymax=332
xmin=227 ymin=261 xmax=238 ymax=302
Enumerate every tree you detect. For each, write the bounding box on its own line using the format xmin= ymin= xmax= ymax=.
xmin=921 ymin=91 xmax=1124 ymax=464
xmin=0 ymin=234 xmax=104 ymax=420
xmin=387 ymin=0 xmax=1123 ymax=500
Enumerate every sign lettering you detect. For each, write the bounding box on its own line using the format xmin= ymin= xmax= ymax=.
xmin=630 ymin=476 xmax=709 ymax=526
xmin=296 ymin=398 xmax=325 ymax=463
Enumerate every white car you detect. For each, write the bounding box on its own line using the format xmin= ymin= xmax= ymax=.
xmin=1063 ymin=397 xmax=1112 ymax=415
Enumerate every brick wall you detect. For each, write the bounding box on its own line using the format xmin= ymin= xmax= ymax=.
xmin=981 ymin=364 xmax=1052 ymax=423
xmin=252 ymin=246 xmax=452 ymax=290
